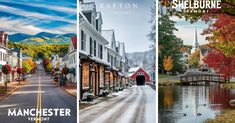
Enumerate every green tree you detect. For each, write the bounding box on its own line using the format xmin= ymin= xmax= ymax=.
xmin=158 ymin=14 xmax=183 ymax=74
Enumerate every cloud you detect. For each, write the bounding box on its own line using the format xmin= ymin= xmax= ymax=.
xmin=1 ymin=1 xmax=76 ymax=14
xmin=0 ymin=4 xmax=76 ymax=24
xmin=0 ymin=17 xmax=76 ymax=35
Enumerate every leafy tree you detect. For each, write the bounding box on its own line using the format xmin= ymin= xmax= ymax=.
xmin=45 ymin=63 xmax=53 ymax=72
xmin=189 ymin=49 xmax=200 ymax=68
xmin=158 ymin=14 xmax=183 ymax=73
xmin=203 ymin=50 xmax=235 ymax=82
xmin=26 ymin=58 xmax=36 ymax=71
xmin=163 ymin=55 xmax=173 ymax=72
xmin=2 ymin=64 xmax=12 ymax=91
xmin=22 ymin=60 xmax=32 ymax=74
xmin=148 ymin=0 xmax=156 ymax=48
xmin=43 ymin=58 xmax=51 ymax=69
xmin=160 ymin=0 xmax=235 ymax=23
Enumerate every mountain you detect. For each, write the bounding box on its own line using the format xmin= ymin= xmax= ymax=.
xmin=35 ymin=32 xmax=58 ymax=38
xmin=8 ymin=33 xmax=33 ymax=42
xmin=18 ymin=37 xmax=71 ymax=45
xmin=9 ymin=32 xmax=76 ymax=45
xmin=126 ymin=49 xmax=155 ymax=72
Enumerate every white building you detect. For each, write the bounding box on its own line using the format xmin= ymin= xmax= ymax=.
xmin=0 ymin=31 xmax=10 ymax=83
xmin=67 ymin=36 xmax=77 ymax=83
xmin=79 ymin=1 xmax=129 ymax=99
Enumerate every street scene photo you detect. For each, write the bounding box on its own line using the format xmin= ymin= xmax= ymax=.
xmin=0 ymin=0 xmax=77 ymax=123
xmin=158 ymin=0 xmax=235 ymax=123
xmin=79 ymin=0 xmax=156 ymax=123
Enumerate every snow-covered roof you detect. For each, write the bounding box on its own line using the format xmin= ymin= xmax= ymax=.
xmin=101 ymin=30 xmax=114 ymax=45
xmin=129 ymin=67 xmax=140 ymax=73
xmin=128 ymin=67 xmax=140 ymax=76
xmin=80 ymin=2 xmax=96 ymax=12
xmin=96 ymin=12 xmax=102 ymax=23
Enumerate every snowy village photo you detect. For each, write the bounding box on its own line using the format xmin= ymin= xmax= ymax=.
xmin=79 ymin=0 xmax=156 ymax=123
xmin=158 ymin=0 xmax=235 ymax=123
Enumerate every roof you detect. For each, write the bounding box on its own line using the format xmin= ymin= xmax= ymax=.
xmin=101 ymin=30 xmax=114 ymax=44
xmin=129 ymin=67 xmax=151 ymax=82
xmin=201 ymin=48 xmax=208 ymax=56
xmin=129 ymin=67 xmax=140 ymax=73
xmin=71 ymin=36 xmax=77 ymax=49
xmin=80 ymin=2 xmax=96 ymax=12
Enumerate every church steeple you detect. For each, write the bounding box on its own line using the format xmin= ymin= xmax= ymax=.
xmin=194 ymin=27 xmax=199 ymax=49
xmin=191 ymin=27 xmax=200 ymax=54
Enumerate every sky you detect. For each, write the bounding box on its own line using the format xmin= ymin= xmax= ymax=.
xmin=0 ymin=0 xmax=77 ymax=35
xmin=171 ymin=16 xmax=209 ymax=46
xmin=84 ymin=0 xmax=155 ymax=53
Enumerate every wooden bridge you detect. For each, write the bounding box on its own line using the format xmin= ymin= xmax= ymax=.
xmin=179 ymin=71 xmax=227 ymax=86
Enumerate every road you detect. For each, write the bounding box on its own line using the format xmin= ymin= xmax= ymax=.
xmin=0 ymin=65 xmax=76 ymax=123
xmin=79 ymin=85 xmax=156 ymax=123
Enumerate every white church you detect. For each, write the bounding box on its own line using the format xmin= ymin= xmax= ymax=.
xmin=181 ymin=27 xmax=209 ymax=71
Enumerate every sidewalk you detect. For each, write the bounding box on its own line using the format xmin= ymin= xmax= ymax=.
xmin=0 ymin=81 xmax=27 ymax=101
xmin=61 ymin=82 xmax=77 ymax=97
xmin=51 ymin=80 xmax=77 ymax=97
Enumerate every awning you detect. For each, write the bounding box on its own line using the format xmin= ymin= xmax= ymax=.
xmin=118 ymin=72 xmax=124 ymax=77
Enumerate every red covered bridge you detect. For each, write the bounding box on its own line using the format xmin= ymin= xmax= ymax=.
xmin=129 ymin=67 xmax=151 ymax=85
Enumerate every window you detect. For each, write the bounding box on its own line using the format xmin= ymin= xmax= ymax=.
xmin=99 ymin=45 xmax=103 ymax=59
xmin=111 ymin=55 xmax=113 ymax=66
xmin=90 ymin=37 xmax=93 ymax=55
xmin=96 ymin=20 xmax=99 ymax=31
xmin=94 ymin=40 xmax=96 ymax=56
xmin=107 ymin=52 xmax=110 ymax=62
xmin=81 ymin=30 xmax=86 ymax=51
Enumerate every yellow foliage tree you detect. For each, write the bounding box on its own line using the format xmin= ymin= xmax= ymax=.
xmin=163 ymin=55 xmax=173 ymax=72
xmin=189 ymin=49 xmax=200 ymax=68
xmin=26 ymin=58 xmax=36 ymax=70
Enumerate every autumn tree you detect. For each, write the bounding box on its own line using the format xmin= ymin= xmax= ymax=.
xmin=203 ymin=50 xmax=235 ymax=82
xmin=26 ymin=58 xmax=36 ymax=71
xmin=45 ymin=63 xmax=53 ymax=72
xmin=163 ymin=56 xmax=173 ymax=72
xmin=189 ymin=49 xmax=200 ymax=68
xmin=202 ymin=14 xmax=235 ymax=82
xmin=22 ymin=60 xmax=32 ymax=74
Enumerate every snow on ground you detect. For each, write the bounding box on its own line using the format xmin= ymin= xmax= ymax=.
xmin=79 ymin=85 xmax=156 ymax=123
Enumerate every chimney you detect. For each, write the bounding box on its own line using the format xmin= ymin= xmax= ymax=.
xmin=0 ymin=31 xmax=4 ymax=45
xmin=4 ymin=33 xmax=8 ymax=48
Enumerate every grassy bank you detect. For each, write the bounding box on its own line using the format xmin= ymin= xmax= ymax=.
xmin=158 ymin=79 xmax=180 ymax=86
xmin=159 ymin=74 xmax=176 ymax=79
xmin=158 ymin=74 xmax=180 ymax=86
xmin=205 ymin=110 xmax=235 ymax=123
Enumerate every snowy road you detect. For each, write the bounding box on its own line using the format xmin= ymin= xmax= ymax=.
xmin=79 ymin=86 xmax=156 ymax=123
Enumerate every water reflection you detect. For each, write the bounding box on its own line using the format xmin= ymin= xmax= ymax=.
xmin=159 ymin=86 xmax=235 ymax=123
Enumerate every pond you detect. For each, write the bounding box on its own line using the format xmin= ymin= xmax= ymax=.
xmin=159 ymin=86 xmax=235 ymax=123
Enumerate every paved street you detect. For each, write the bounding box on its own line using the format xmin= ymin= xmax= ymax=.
xmin=0 ymin=65 xmax=77 ymax=123
xmin=79 ymin=85 xmax=156 ymax=123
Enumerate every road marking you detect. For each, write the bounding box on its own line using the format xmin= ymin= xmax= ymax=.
xmin=36 ymin=70 xmax=42 ymax=123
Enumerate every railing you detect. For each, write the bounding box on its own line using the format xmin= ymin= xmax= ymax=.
xmin=180 ymin=74 xmax=226 ymax=86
